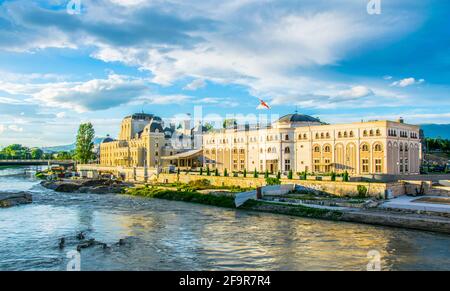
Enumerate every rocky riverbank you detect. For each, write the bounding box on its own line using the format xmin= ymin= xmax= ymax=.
xmin=0 ymin=192 xmax=32 ymax=208
xmin=41 ymin=179 xmax=130 ymax=194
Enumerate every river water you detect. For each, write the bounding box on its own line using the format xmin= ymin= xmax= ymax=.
xmin=0 ymin=166 xmax=449 ymax=271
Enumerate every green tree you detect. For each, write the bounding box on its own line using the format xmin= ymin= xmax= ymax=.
xmin=264 ymin=170 xmax=269 ymax=179
xmin=224 ymin=168 xmax=228 ymax=177
xmin=206 ymin=166 xmax=211 ymax=176
xmin=343 ymin=171 xmax=349 ymax=182
xmin=31 ymin=148 xmax=44 ymax=160
xmin=276 ymin=171 xmax=281 ymax=179
xmin=243 ymin=168 xmax=247 ymax=178
xmin=331 ymin=172 xmax=336 ymax=181
xmin=288 ymin=169 xmax=293 ymax=180
xmin=215 ymin=168 xmax=219 ymax=176
xmin=253 ymin=169 xmax=259 ymax=178
xmin=223 ymin=119 xmax=238 ymax=129
xmin=199 ymin=168 xmax=203 ymax=175
xmin=75 ymin=123 xmax=95 ymax=164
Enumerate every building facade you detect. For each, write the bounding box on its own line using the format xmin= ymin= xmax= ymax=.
xmin=99 ymin=113 xmax=204 ymax=170
xmin=203 ymin=114 xmax=422 ymax=175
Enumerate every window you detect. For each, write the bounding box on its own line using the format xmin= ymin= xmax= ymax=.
xmin=363 ymin=130 xmax=368 ymax=137
xmin=314 ymin=146 xmax=320 ymax=153
xmin=362 ymin=159 xmax=369 ymax=173
xmin=324 ymin=146 xmax=331 ymax=153
xmin=285 ymin=134 xmax=289 ymax=141
xmin=315 ymin=133 xmax=319 ymax=139
xmin=298 ymin=134 xmax=302 ymax=140
xmin=303 ymin=134 xmax=307 ymax=139
xmin=376 ymin=129 xmax=381 ymax=136
xmin=285 ymin=147 xmax=291 ymax=154
xmin=375 ymin=159 xmax=382 ymax=173
xmin=349 ymin=131 xmax=354 ymax=137
xmin=370 ymin=130 xmax=374 ymax=136
xmin=344 ymin=131 xmax=348 ymax=138
xmin=321 ymin=133 xmax=324 ymax=139
xmin=326 ymin=132 xmax=330 ymax=138
xmin=362 ymin=144 xmax=369 ymax=152
xmin=338 ymin=132 xmax=342 ymax=138
xmin=374 ymin=144 xmax=382 ymax=152
xmin=284 ymin=160 xmax=291 ymax=171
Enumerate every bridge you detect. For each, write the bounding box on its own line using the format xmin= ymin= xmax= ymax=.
xmin=0 ymin=160 xmax=75 ymax=166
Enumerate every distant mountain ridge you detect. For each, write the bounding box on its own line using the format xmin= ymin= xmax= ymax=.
xmin=420 ymin=124 xmax=450 ymax=139
xmin=41 ymin=137 xmax=105 ymax=153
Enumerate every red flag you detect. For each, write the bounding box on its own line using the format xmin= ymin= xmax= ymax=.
xmin=258 ymin=98 xmax=270 ymax=109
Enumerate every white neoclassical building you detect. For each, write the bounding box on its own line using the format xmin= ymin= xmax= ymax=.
xmin=202 ymin=114 xmax=422 ymax=175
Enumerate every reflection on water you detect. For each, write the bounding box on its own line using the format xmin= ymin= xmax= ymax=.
xmin=0 ymin=166 xmax=450 ymax=271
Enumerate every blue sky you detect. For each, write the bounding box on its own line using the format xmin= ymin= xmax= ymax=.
xmin=0 ymin=0 xmax=449 ymax=147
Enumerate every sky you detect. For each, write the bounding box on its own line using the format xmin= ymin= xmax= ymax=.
xmin=0 ymin=0 xmax=449 ymax=147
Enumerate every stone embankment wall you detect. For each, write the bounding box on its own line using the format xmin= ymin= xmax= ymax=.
xmin=156 ymin=173 xmax=403 ymax=198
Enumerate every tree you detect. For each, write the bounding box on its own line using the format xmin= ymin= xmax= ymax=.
xmin=203 ymin=122 xmax=214 ymax=132
xmin=199 ymin=168 xmax=203 ymax=175
xmin=343 ymin=171 xmax=349 ymax=182
xmin=277 ymin=171 xmax=281 ymax=179
xmin=264 ymin=170 xmax=269 ymax=179
xmin=215 ymin=168 xmax=219 ymax=176
xmin=75 ymin=123 xmax=95 ymax=164
xmin=243 ymin=168 xmax=247 ymax=178
xmin=288 ymin=169 xmax=293 ymax=180
xmin=331 ymin=172 xmax=336 ymax=181
xmin=31 ymin=148 xmax=44 ymax=160
xmin=224 ymin=168 xmax=228 ymax=177
xmin=223 ymin=119 xmax=238 ymax=129
xmin=206 ymin=166 xmax=211 ymax=176
xmin=253 ymin=169 xmax=259 ymax=178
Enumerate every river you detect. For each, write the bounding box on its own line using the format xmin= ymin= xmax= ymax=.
xmin=0 ymin=166 xmax=449 ymax=271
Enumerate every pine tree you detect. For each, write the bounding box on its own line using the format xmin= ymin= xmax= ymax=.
xmin=243 ymin=169 xmax=247 ymax=178
xmin=288 ymin=169 xmax=293 ymax=180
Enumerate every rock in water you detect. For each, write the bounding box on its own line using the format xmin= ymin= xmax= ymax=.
xmin=0 ymin=192 xmax=32 ymax=208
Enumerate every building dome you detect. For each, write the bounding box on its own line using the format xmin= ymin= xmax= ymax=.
xmin=278 ymin=113 xmax=321 ymax=123
xmin=102 ymin=135 xmax=115 ymax=143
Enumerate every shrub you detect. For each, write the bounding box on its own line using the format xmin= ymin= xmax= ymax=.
xmin=357 ymin=185 xmax=368 ymax=197
xmin=265 ymin=177 xmax=281 ymax=185
xmin=199 ymin=168 xmax=203 ymax=176
xmin=264 ymin=170 xmax=269 ymax=179
xmin=243 ymin=169 xmax=247 ymax=178
xmin=331 ymin=172 xmax=336 ymax=181
xmin=343 ymin=171 xmax=349 ymax=182
xmin=277 ymin=171 xmax=281 ymax=179
xmin=206 ymin=167 xmax=211 ymax=176
xmin=253 ymin=169 xmax=259 ymax=178
xmin=233 ymin=171 xmax=238 ymax=177
xmin=224 ymin=168 xmax=228 ymax=177
xmin=215 ymin=168 xmax=219 ymax=176
xmin=288 ymin=169 xmax=293 ymax=180
xmin=299 ymin=171 xmax=307 ymax=180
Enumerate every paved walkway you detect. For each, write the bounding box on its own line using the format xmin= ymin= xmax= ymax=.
xmin=380 ymin=196 xmax=450 ymax=214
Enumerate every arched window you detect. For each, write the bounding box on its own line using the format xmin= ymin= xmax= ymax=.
xmin=362 ymin=144 xmax=369 ymax=152
xmin=285 ymin=147 xmax=291 ymax=154
xmin=405 ymin=144 xmax=409 ymax=152
xmin=344 ymin=131 xmax=348 ymax=138
xmin=376 ymin=129 xmax=381 ymax=136
xmin=285 ymin=134 xmax=289 ymax=141
xmin=267 ymin=148 xmax=272 ymax=153
xmin=303 ymin=134 xmax=307 ymax=139
xmin=320 ymin=133 xmax=324 ymax=139
xmin=298 ymin=134 xmax=302 ymax=140
xmin=338 ymin=132 xmax=342 ymax=138
xmin=326 ymin=132 xmax=330 ymax=138
xmin=363 ymin=130 xmax=368 ymax=137
xmin=370 ymin=130 xmax=374 ymax=136
xmin=399 ymin=143 xmax=404 ymax=152
xmin=314 ymin=146 xmax=321 ymax=153
xmin=211 ymin=149 xmax=216 ymax=155
xmin=315 ymin=133 xmax=319 ymax=139
xmin=349 ymin=131 xmax=354 ymax=137
xmin=374 ymin=144 xmax=382 ymax=152
xmin=324 ymin=145 xmax=331 ymax=153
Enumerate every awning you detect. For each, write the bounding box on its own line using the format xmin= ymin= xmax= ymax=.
xmin=161 ymin=149 xmax=203 ymax=160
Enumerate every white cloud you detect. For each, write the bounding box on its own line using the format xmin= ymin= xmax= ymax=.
xmin=7 ymin=125 xmax=24 ymax=132
xmin=0 ymin=124 xmax=4 ymax=134
xmin=183 ymin=79 xmax=206 ymax=91
xmin=391 ymin=77 xmax=425 ymax=87
xmin=56 ymin=112 xmax=66 ymax=118
xmin=32 ymin=74 xmax=149 ymax=112
xmin=334 ymin=86 xmax=373 ymax=101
